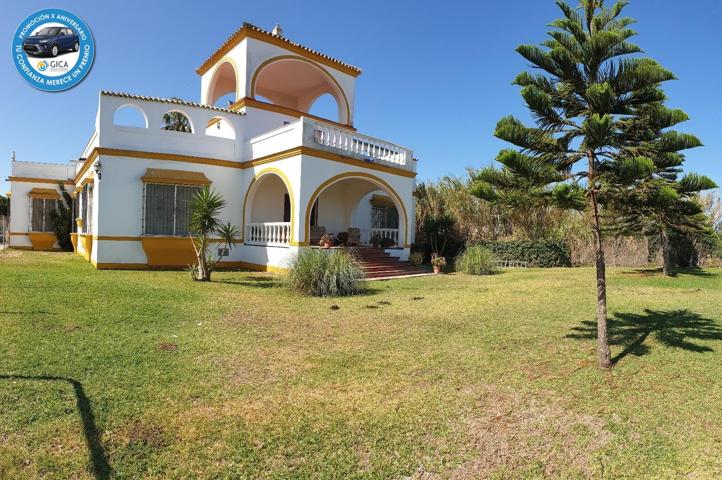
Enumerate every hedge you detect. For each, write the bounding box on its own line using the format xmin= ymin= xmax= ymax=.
xmin=475 ymin=240 xmax=571 ymax=268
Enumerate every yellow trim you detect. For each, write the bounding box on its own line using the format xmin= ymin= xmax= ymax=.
xmin=247 ymin=146 xmax=416 ymax=178
xmin=73 ymin=148 xmax=99 ymax=184
xmin=79 ymin=234 xmax=93 ymax=262
xmin=303 ymin=172 xmax=409 ymax=246
xmin=231 ymin=260 xmax=287 ymax=273
xmin=141 ymin=236 xmax=196 ymax=267
xmin=81 ymin=177 xmax=94 ymax=186
xmin=231 ymin=97 xmax=356 ymax=131
xmin=241 ymin=168 xmax=296 ymax=243
xmin=70 ymin=233 xmax=78 ymax=252
xmin=28 ymin=188 xmax=60 ymax=199
xmin=370 ymin=194 xmax=395 ymax=207
xmin=249 ymin=55 xmax=351 ymax=126
xmin=196 ymin=25 xmax=361 ymax=77
xmin=94 ymin=262 xmax=149 ymax=270
xmin=140 ymin=168 xmax=211 ymax=186
xmin=27 ymin=232 xmax=58 ymax=251
xmin=91 ymin=260 xmax=286 ymax=272
xmin=7 ymin=176 xmax=73 ymax=185
xmin=207 ymin=56 xmax=241 ymax=104
xmin=74 ymin=146 xmax=414 ymax=181
xmin=93 ymin=235 xmax=142 ymax=241
xmin=6 ymin=192 xmax=10 ymax=198
xmin=91 ymin=147 xmax=244 ymax=170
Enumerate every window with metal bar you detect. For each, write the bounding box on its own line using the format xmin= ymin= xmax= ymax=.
xmin=143 ymin=184 xmax=200 ymax=236
xmin=31 ymin=198 xmax=57 ymax=232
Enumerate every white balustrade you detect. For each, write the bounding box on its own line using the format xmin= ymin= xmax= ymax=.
xmin=311 ymin=120 xmax=412 ymax=170
xmin=245 ymin=222 xmax=291 ymax=246
xmin=370 ymin=228 xmax=399 ymax=246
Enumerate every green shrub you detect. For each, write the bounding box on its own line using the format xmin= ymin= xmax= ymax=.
xmin=408 ymin=252 xmax=425 ymax=266
xmin=476 ymin=239 xmax=571 ymax=267
xmin=286 ymin=249 xmax=366 ymax=297
xmin=455 ymin=245 xmax=497 ymax=275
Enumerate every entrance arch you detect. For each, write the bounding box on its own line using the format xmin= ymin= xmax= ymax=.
xmin=242 ymin=168 xmax=296 ymax=245
xmin=303 ymin=172 xmax=409 ymax=246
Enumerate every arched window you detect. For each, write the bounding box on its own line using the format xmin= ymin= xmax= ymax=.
xmin=206 ymin=116 xmax=235 ymax=139
xmin=160 ymin=110 xmax=193 ymax=133
xmin=113 ymin=104 xmax=147 ymax=128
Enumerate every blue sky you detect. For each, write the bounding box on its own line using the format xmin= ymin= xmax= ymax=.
xmin=2 ymin=0 xmax=721 ymax=194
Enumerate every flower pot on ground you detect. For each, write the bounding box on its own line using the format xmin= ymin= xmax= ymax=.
xmin=319 ymin=233 xmax=334 ymax=249
xmin=431 ymin=254 xmax=447 ymax=274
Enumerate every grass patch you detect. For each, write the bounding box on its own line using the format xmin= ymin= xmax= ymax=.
xmin=1 ymin=251 xmax=722 ymax=478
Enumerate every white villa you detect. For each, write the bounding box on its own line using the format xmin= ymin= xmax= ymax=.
xmin=7 ymin=23 xmax=416 ymax=272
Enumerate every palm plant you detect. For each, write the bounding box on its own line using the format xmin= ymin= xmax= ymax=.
xmin=161 ymin=99 xmax=192 ymax=132
xmin=471 ymin=0 xmax=702 ymax=368
xmin=189 ymin=187 xmax=239 ymax=281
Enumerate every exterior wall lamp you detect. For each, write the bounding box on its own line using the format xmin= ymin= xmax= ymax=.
xmin=93 ymin=160 xmax=102 ymax=180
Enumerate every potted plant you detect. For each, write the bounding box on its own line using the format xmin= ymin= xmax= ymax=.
xmin=431 ymin=254 xmax=446 ymax=274
xmin=319 ymin=233 xmax=334 ymax=249
xmin=370 ymin=233 xmax=382 ymax=248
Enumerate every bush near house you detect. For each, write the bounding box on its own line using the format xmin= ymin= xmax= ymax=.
xmin=286 ymin=248 xmax=365 ymax=297
xmin=455 ymin=245 xmax=497 ymax=275
xmin=476 ymin=239 xmax=571 ymax=268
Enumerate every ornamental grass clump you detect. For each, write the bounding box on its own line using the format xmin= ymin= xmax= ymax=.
xmin=286 ymin=248 xmax=365 ymax=297
xmin=455 ymin=245 xmax=497 ymax=275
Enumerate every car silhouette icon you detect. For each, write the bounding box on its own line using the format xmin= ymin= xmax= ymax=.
xmin=23 ymin=26 xmax=79 ymax=57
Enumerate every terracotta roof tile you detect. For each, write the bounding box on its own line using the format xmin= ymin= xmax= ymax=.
xmin=196 ymin=22 xmax=361 ymax=76
xmin=100 ymin=91 xmax=245 ymax=115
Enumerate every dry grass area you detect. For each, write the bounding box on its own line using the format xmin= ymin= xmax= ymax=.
xmin=1 ymin=251 xmax=722 ymax=479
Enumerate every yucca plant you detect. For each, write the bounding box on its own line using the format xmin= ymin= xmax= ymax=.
xmin=470 ymin=0 xmax=703 ymax=368
xmin=189 ymin=187 xmax=239 ymax=281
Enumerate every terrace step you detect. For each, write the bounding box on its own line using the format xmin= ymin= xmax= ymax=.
xmin=352 ymin=248 xmax=426 ymax=279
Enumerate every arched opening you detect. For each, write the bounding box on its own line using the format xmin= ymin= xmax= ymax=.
xmin=207 ymin=60 xmax=238 ymax=107
xmin=113 ymin=104 xmax=147 ymax=128
xmin=160 ymin=109 xmax=193 ymax=133
xmin=244 ymin=171 xmax=293 ymax=246
xmin=205 ymin=116 xmax=235 ymax=139
xmin=308 ymin=94 xmax=339 ymax=123
xmin=252 ymin=56 xmax=349 ymax=124
xmin=305 ymin=175 xmax=407 ymax=247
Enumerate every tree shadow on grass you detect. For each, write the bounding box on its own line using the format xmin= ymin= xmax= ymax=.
xmin=0 ymin=374 xmax=110 ymax=479
xmin=566 ymin=309 xmax=722 ymax=365
xmin=219 ymin=276 xmax=279 ymax=288
xmin=620 ymin=267 xmax=718 ymax=279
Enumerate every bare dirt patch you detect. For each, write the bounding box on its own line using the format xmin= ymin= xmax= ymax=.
xmin=417 ymin=386 xmax=612 ymax=479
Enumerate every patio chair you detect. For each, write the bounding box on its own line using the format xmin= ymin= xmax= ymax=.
xmin=346 ymin=228 xmax=360 ymax=246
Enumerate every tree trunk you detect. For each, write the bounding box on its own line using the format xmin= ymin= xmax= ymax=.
xmin=588 ymin=154 xmax=612 ymax=369
xmin=660 ymin=225 xmax=672 ymax=276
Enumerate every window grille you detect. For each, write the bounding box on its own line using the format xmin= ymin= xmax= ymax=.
xmin=31 ymin=198 xmax=57 ymax=232
xmin=143 ymin=183 xmax=200 ymax=236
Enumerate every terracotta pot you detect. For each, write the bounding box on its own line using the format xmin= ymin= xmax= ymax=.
xmin=321 ymin=241 xmax=332 ymax=249
xmin=433 ymin=266 xmax=441 ymax=274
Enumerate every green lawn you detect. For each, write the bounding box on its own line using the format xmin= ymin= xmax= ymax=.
xmin=1 ymin=251 xmax=721 ymax=479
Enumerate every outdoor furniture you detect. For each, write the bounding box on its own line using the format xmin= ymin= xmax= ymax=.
xmin=310 ymin=226 xmax=327 ymax=245
xmin=347 ymin=228 xmax=360 ymax=246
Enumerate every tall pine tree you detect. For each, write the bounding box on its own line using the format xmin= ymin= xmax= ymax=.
xmin=472 ymin=0 xmax=701 ymax=368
